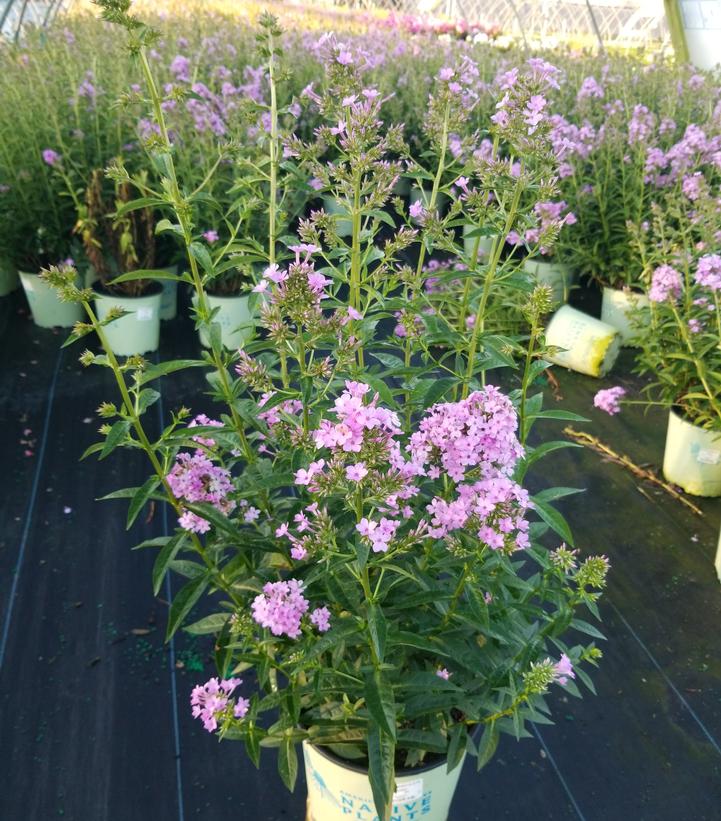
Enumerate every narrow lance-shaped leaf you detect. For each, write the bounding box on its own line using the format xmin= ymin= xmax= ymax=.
xmin=278 ymin=734 xmax=298 ymax=791
xmin=365 ymin=668 xmax=396 ymax=741
xmin=126 ymin=476 xmax=160 ymax=529
xmin=152 ymin=532 xmax=187 ymax=596
xmin=165 ymin=572 xmax=210 ymax=639
xmin=367 ymin=722 xmax=395 ymax=821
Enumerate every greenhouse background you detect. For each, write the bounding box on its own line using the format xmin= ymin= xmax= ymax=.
xmin=1 ymin=0 xmax=671 ymax=43
xmin=1 ymin=0 xmax=721 ymax=819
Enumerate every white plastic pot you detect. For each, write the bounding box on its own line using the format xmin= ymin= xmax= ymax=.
xmin=303 ymin=740 xmax=464 ymax=821
xmin=523 ymin=258 xmax=574 ymax=305
xmin=663 ymin=410 xmax=721 ymax=497
xmin=93 ymin=284 xmax=162 ymax=356
xmin=545 ymin=305 xmax=620 ymax=378
xmin=680 ymin=0 xmax=721 ymax=70
xmin=0 ymin=259 xmax=19 ymax=296
xmin=193 ymin=292 xmax=254 ymax=350
xmin=462 ymin=225 xmax=496 ymax=261
xmin=600 ymin=287 xmax=649 ymax=346
xmin=19 ymin=271 xmax=84 ymax=328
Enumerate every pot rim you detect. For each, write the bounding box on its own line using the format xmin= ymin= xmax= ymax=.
xmin=602 ymin=284 xmax=647 ymax=297
xmin=304 ymin=738 xmax=461 ymax=777
xmin=192 ymin=290 xmax=251 ymax=301
xmin=92 ymin=279 xmax=163 ymax=300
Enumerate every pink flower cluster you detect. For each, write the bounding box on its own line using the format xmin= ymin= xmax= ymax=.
xmin=695 ymin=254 xmax=721 ymax=292
xmin=188 ymin=413 xmax=223 ymax=448
xmin=167 ymin=451 xmax=235 ymax=533
xmin=593 ymin=386 xmax=626 ymax=416
xmin=191 ymin=677 xmax=249 ymax=733
xmin=426 ymin=475 xmax=530 ymax=549
xmin=313 ymin=381 xmax=402 ymax=453
xmin=257 ymin=392 xmax=304 ymax=428
xmin=251 ymin=579 xmax=309 ymax=638
xmin=408 ymin=385 xmax=523 ymax=482
xmin=552 ymin=654 xmax=575 ymax=686
xmin=253 ymin=246 xmax=333 ymax=323
xmin=648 ymin=264 xmax=683 ymax=303
xmin=507 ymin=200 xmax=576 ymax=253
xmin=357 ymin=515 xmax=401 ymax=553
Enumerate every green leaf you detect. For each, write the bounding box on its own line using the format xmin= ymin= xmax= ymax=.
xmin=99 ymin=420 xmax=132 ymax=459
xmin=166 ymin=573 xmax=210 ymax=640
xmin=365 ymin=669 xmax=396 ymax=740
xmin=476 ymin=723 xmax=500 ymax=770
xmin=184 ymin=613 xmax=231 ymax=635
xmin=527 ymin=409 xmax=589 ymax=423
xmin=278 ymin=735 xmax=298 ymax=791
xmin=367 ymin=723 xmax=395 ymax=821
xmin=446 ymin=724 xmax=467 ymax=774
xmin=126 ymin=477 xmax=160 ymax=529
xmin=189 ymin=241 xmax=215 ymax=276
xmin=183 ymin=501 xmax=239 ymax=539
xmin=114 ymin=197 xmax=165 ymax=216
xmin=109 ymin=269 xmax=183 ymax=285
xmin=571 ymin=618 xmax=606 ymax=640
xmin=517 ymin=440 xmax=582 ymax=478
xmin=136 ymin=388 xmax=161 ymax=415
xmin=245 ymin=725 xmax=262 ymax=768
xmin=531 ymin=497 xmax=575 ymax=545
xmin=533 ymin=486 xmax=584 ymax=504
xmin=367 ymin=604 xmax=387 ymax=663
xmin=152 ymin=533 xmax=188 ymax=596
xmin=416 ymin=377 xmax=456 ymax=408
xmin=155 ymin=218 xmax=184 ymax=236
xmin=139 ymin=358 xmax=206 ymax=384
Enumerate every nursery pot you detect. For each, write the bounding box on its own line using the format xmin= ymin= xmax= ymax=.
xmin=545 ymin=305 xmax=621 ymax=378
xmin=523 ymin=258 xmax=574 ymax=305
xmin=600 ymin=287 xmax=650 ymax=346
xmin=303 ymin=740 xmax=465 ymax=821
xmin=193 ymin=292 xmax=254 ymax=350
xmin=0 ymin=259 xmax=19 ymax=296
xmin=679 ymin=0 xmax=721 ymax=70
xmin=321 ymin=195 xmax=353 ymax=237
xmin=19 ymin=271 xmax=84 ymax=328
xmin=462 ymin=225 xmax=496 ymax=261
xmin=93 ymin=282 xmax=162 ymax=357
xmin=663 ymin=410 xmax=721 ymax=497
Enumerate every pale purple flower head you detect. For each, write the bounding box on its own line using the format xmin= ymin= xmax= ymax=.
xmin=167 ymin=451 xmax=235 ymax=533
xmin=203 ymin=229 xmax=219 ymax=243
xmin=310 ymin=606 xmax=331 ymax=632
xmin=345 ymin=462 xmax=368 ymax=482
xmin=436 ymin=667 xmax=451 ymax=680
xmin=251 ymin=579 xmax=309 ymax=638
xmin=649 ymin=264 xmax=683 ymax=303
xmin=191 ymin=677 xmax=248 ymax=732
xmin=695 ymin=254 xmax=721 ymax=292
xmin=409 ymin=200 xmax=427 ymax=222
xmin=553 ymin=654 xmax=575 ymax=686
xmin=42 ymin=149 xmax=61 ymax=167
xmin=593 ymin=386 xmax=626 ymax=416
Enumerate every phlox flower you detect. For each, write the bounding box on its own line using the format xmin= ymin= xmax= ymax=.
xmin=593 ymin=386 xmax=626 ymax=415
xmin=251 ymin=579 xmax=309 ymax=638
xmin=190 ymin=677 xmax=249 ymax=733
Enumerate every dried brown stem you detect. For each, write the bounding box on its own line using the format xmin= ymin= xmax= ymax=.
xmin=563 ymin=426 xmax=704 ymax=517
